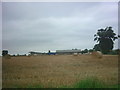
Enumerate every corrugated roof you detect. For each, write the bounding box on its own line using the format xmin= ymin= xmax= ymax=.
xmin=56 ymin=50 xmax=81 ymax=53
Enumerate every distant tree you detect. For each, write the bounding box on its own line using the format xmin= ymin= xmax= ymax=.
xmin=24 ymin=54 xmax=26 ymax=56
xmin=108 ymin=49 xmax=119 ymax=55
xmin=48 ymin=50 xmax=51 ymax=55
xmin=81 ymin=49 xmax=88 ymax=54
xmin=12 ymin=55 xmax=16 ymax=57
xmin=48 ymin=50 xmax=51 ymax=53
xmin=17 ymin=54 xmax=19 ymax=56
xmin=84 ymin=49 xmax=88 ymax=53
xmin=93 ymin=44 xmax=101 ymax=51
xmin=2 ymin=50 xmax=8 ymax=56
xmin=88 ymin=49 xmax=94 ymax=52
xmin=81 ymin=50 xmax=84 ymax=54
xmin=94 ymin=26 xmax=118 ymax=54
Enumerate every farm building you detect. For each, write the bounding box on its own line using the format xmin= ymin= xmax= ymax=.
xmin=29 ymin=51 xmax=56 ymax=55
xmin=56 ymin=49 xmax=81 ymax=55
xmin=29 ymin=51 xmax=46 ymax=55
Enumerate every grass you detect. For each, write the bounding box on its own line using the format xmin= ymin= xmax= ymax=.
xmin=59 ymin=77 xmax=119 ymax=88
xmin=26 ymin=84 xmax=43 ymax=88
xmin=73 ymin=77 xmax=105 ymax=88
xmin=10 ymin=77 xmax=119 ymax=88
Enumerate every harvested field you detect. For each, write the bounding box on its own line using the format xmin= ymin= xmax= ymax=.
xmin=2 ymin=54 xmax=118 ymax=88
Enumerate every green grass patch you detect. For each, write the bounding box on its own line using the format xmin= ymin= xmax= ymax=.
xmin=13 ymin=77 xmax=119 ymax=88
xmin=107 ymin=84 xmax=120 ymax=88
xmin=58 ymin=85 xmax=71 ymax=88
xmin=73 ymin=77 xmax=105 ymax=88
xmin=13 ymin=85 xmax=22 ymax=88
xmin=26 ymin=84 xmax=43 ymax=88
xmin=59 ymin=77 xmax=119 ymax=88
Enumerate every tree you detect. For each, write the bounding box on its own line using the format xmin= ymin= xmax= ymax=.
xmin=94 ymin=26 xmax=118 ymax=54
xmin=84 ymin=49 xmax=88 ymax=53
xmin=2 ymin=50 xmax=8 ymax=56
xmin=48 ymin=50 xmax=51 ymax=55
xmin=93 ymin=44 xmax=101 ymax=51
xmin=81 ymin=49 xmax=88 ymax=54
xmin=88 ymin=49 xmax=94 ymax=52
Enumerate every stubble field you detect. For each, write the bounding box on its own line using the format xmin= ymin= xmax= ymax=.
xmin=2 ymin=54 xmax=118 ymax=88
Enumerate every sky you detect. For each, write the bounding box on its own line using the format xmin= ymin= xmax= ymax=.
xmin=2 ymin=2 xmax=118 ymax=55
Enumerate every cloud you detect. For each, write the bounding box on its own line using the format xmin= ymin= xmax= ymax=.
xmin=2 ymin=2 xmax=118 ymax=54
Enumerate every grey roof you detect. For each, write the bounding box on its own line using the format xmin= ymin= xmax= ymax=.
xmin=56 ymin=49 xmax=81 ymax=53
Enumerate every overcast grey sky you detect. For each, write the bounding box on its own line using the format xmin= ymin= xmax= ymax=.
xmin=2 ymin=2 xmax=118 ymax=55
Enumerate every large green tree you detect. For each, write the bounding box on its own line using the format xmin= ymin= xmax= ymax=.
xmin=94 ymin=26 xmax=118 ymax=54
